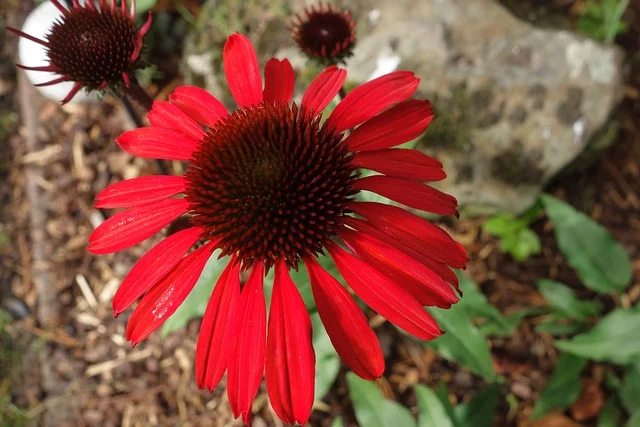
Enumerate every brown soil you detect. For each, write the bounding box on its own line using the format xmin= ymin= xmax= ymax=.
xmin=1 ymin=0 xmax=639 ymax=426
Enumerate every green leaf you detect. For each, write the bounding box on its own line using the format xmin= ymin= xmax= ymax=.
xmin=620 ymin=363 xmax=640 ymax=415
xmin=160 ymin=253 xmax=227 ymax=336
xmin=415 ymin=384 xmax=455 ymax=427
xmin=435 ymin=384 xmax=460 ymax=426
xmin=330 ymin=416 xmax=344 ymax=427
xmin=483 ymin=214 xmax=519 ymax=237
xmin=555 ymin=308 xmax=640 ymax=365
xmin=286 ymin=262 xmax=316 ymax=312
xmin=134 ymin=0 xmax=157 ymax=14
xmin=541 ymin=194 xmax=632 ymax=294
xmin=347 ymin=372 xmax=417 ymax=427
xmin=531 ymin=353 xmax=587 ymax=418
xmin=456 ymin=272 xmax=526 ymax=337
xmin=508 ymin=228 xmax=541 ymax=261
xmin=484 ymin=211 xmax=541 ymax=261
xmin=628 ymin=411 xmax=640 ymax=427
xmin=535 ymin=317 xmax=586 ymax=336
xmin=311 ymin=313 xmax=340 ymax=400
xmin=427 ymin=305 xmax=495 ymax=382
xmin=454 ymin=384 xmax=499 ymax=427
xmin=598 ymin=398 xmax=623 ymax=427
xmin=537 ymin=280 xmax=603 ymax=320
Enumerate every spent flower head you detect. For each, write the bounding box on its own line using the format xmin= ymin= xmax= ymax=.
xmin=7 ymin=0 xmax=151 ymax=104
xmin=290 ymin=2 xmax=357 ymax=65
xmin=89 ymin=33 xmax=467 ymax=426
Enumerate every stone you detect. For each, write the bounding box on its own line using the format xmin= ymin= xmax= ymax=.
xmin=184 ymin=0 xmax=625 ymax=215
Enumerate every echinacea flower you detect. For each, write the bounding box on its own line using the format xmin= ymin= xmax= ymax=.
xmin=290 ymin=2 xmax=357 ymax=65
xmin=7 ymin=0 xmax=151 ymax=104
xmin=89 ymin=33 xmax=467 ymax=425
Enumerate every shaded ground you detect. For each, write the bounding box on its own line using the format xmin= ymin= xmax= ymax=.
xmin=1 ymin=0 xmax=639 ymax=426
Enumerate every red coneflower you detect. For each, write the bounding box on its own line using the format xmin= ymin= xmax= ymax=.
xmin=89 ymin=33 xmax=467 ymax=425
xmin=290 ymin=2 xmax=357 ymax=64
xmin=7 ymin=0 xmax=151 ymax=104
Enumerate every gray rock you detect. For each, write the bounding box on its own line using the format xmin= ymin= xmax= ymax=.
xmin=185 ymin=0 xmax=625 ymax=216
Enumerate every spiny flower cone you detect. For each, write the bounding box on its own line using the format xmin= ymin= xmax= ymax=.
xmin=89 ymin=33 xmax=468 ymax=426
xmin=290 ymin=2 xmax=357 ymax=65
xmin=7 ymin=0 xmax=151 ymax=104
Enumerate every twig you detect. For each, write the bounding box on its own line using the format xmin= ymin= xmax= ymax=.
xmin=18 ymin=70 xmax=60 ymax=328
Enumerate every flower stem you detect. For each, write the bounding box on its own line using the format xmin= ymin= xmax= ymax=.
xmin=338 ymin=86 xmax=347 ymax=100
xmin=122 ymin=83 xmax=154 ymax=111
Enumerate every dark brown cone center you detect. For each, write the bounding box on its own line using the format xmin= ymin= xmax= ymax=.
xmin=298 ymin=11 xmax=353 ymax=57
xmin=47 ymin=7 xmax=138 ymax=87
xmin=185 ymin=102 xmax=357 ymax=269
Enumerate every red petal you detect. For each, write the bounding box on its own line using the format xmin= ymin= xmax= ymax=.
xmin=95 ymin=175 xmax=186 ymax=209
xmin=223 ymin=33 xmax=262 ymax=108
xmin=348 ymin=201 xmax=468 ymax=268
xmin=353 ymin=176 xmax=458 ymax=216
xmin=352 ymin=149 xmax=445 ymax=182
xmin=112 ymin=227 xmax=203 ymax=316
xmin=168 ymin=86 xmax=228 ymax=128
xmin=326 ymin=242 xmax=442 ymax=340
xmin=263 ymin=58 xmax=295 ymax=103
xmin=139 ymin=11 xmax=152 ymax=37
xmin=344 ymin=100 xmax=434 ymax=151
xmin=87 ymin=198 xmax=190 ymax=254
xmin=339 ymin=228 xmax=458 ymax=308
xmin=196 ymin=258 xmax=241 ymax=390
xmin=329 ymin=71 xmax=419 ymax=132
xmin=304 ymin=257 xmax=384 ymax=380
xmin=116 ymin=127 xmax=199 ymax=160
xmin=266 ymin=261 xmax=315 ymax=425
xmin=227 ymin=262 xmax=266 ymax=423
xmin=301 ymin=66 xmax=346 ymax=115
xmin=125 ymin=242 xmax=216 ymax=344
xmin=60 ymin=82 xmax=84 ymax=105
xmin=344 ymin=216 xmax=460 ymax=290
xmin=147 ymin=100 xmax=206 ymax=141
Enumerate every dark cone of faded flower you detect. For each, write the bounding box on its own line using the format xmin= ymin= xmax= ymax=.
xmin=291 ymin=2 xmax=356 ymax=65
xmin=7 ymin=0 xmax=151 ymax=104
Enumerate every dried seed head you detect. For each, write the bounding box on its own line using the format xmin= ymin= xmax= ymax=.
xmin=291 ymin=3 xmax=357 ymax=65
xmin=7 ymin=0 xmax=151 ymax=104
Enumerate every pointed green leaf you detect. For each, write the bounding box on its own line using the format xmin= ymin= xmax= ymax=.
xmin=541 ymin=194 xmax=632 ymax=294
xmin=483 ymin=214 xmax=519 ymax=237
xmin=456 ymin=272 xmax=527 ymax=337
xmin=286 ymin=262 xmax=316 ymax=311
xmin=346 ymin=372 xmax=417 ymax=427
xmin=135 ymin=0 xmax=157 ymax=14
xmin=509 ymin=227 xmax=541 ymax=261
xmin=555 ymin=309 xmax=640 ymax=364
xmin=598 ymin=398 xmax=623 ymax=427
xmin=620 ymin=362 xmax=640 ymax=415
xmin=330 ymin=416 xmax=343 ymax=427
xmin=415 ymin=384 xmax=455 ymax=427
xmin=627 ymin=411 xmax=640 ymax=427
xmin=535 ymin=317 xmax=587 ymax=336
xmin=311 ymin=313 xmax=340 ymax=400
xmin=454 ymin=384 xmax=499 ymax=427
xmin=537 ymin=279 xmax=603 ymax=320
xmin=531 ymin=353 xmax=587 ymax=418
xmin=427 ymin=305 xmax=495 ymax=382
xmin=435 ymin=383 xmax=460 ymax=427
